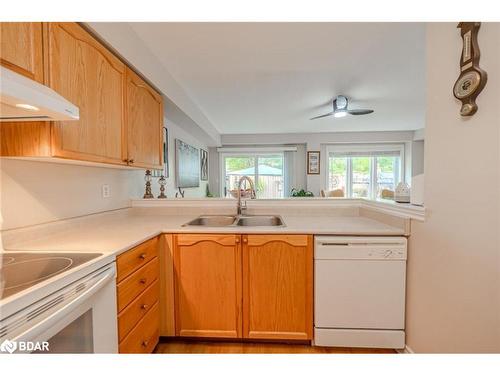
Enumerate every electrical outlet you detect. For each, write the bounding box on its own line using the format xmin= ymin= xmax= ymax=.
xmin=102 ymin=184 xmax=111 ymax=198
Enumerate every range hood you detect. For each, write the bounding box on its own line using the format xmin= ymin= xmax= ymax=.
xmin=0 ymin=66 xmax=79 ymax=122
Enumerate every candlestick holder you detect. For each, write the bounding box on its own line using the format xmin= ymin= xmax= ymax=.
xmin=143 ymin=170 xmax=154 ymax=199
xmin=158 ymin=175 xmax=167 ymax=199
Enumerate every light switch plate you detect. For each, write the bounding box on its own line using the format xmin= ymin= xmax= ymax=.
xmin=102 ymin=184 xmax=111 ymax=198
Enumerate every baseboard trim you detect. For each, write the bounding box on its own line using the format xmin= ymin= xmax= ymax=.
xmin=397 ymin=345 xmax=415 ymax=354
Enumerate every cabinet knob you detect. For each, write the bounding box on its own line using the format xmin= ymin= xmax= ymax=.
xmin=128 ymin=159 xmax=135 ymax=164
xmin=142 ymin=340 xmax=149 ymax=347
xmin=139 ymin=278 xmax=147 ymax=284
xmin=139 ymin=253 xmax=147 ymax=260
xmin=235 ymin=238 xmax=240 ymax=244
xmin=141 ymin=304 xmax=148 ymax=310
xmin=243 ymin=238 xmax=248 ymax=244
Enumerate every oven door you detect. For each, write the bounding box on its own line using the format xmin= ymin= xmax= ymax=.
xmin=5 ymin=264 xmax=118 ymax=353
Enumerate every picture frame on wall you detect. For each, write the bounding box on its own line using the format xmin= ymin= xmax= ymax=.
xmin=152 ymin=126 xmax=169 ymax=178
xmin=175 ymin=138 xmax=200 ymax=188
xmin=307 ymin=151 xmax=320 ymax=174
xmin=200 ymin=149 xmax=208 ymax=181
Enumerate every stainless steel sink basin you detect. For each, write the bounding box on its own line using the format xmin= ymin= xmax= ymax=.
xmin=182 ymin=215 xmax=285 ymax=227
xmin=183 ymin=215 xmax=237 ymax=227
xmin=236 ymin=215 xmax=284 ymax=227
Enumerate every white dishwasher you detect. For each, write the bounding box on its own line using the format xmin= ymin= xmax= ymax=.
xmin=314 ymin=236 xmax=407 ymax=349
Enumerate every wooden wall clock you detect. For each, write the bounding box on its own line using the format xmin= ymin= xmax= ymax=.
xmin=453 ymin=22 xmax=487 ymax=116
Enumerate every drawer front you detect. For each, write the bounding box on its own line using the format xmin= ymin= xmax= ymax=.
xmin=117 ymin=257 xmax=159 ymax=312
xmin=118 ymin=279 xmax=159 ymax=341
xmin=117 ymin=237 xmax=159 ymax=282
xmin=119 ymin=302 xmax=160 ymax=354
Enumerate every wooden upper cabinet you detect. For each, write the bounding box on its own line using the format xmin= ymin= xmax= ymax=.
xmin=0 ymin=22 xmax=44 ymax=82
xmin=125 ymin=68 xmax=163 ymax=169
xmin=242 ymin=234 xmax=313 ymax=340
xmin=46 ymin=22 xmax=127 ymax=165
xmin=1 ymin=22 xmax=164 ymax=169
xmin=174 ymin=234 xmax=242 ymax=338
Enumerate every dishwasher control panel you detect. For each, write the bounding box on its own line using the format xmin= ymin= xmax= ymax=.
xmin=367 ymin=248 xmax=406 ymax=259
xmin=314 ymin=236 xmax=407 ymax=260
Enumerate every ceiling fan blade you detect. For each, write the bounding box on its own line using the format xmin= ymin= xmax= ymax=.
xmin=310 ymin=112 xmax=334 ymax=120
xmin=347 ymin=109 xmax=374 ymax=115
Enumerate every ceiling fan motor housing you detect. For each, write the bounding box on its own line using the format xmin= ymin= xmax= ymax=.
xmin=334 ymin=95 xmax=348 ymax=111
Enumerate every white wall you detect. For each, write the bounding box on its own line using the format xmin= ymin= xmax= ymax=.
xmin=411 ymin=139 xmax=425 ymax=176
xmin=1 ymin=109 xmax=213 ymax=230
xmin=0 ymin=159 xmax=133 ymax=230
xmin=220 ymin=131 xmax=416 ymax=196
xmin=406 ymin=23 xmax=500 ymax=353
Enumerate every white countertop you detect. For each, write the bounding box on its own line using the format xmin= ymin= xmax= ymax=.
xmin=0 ymin=207 xmax=407 ymax=314
xmin=2 ymin=208 xmax=406 ymax=258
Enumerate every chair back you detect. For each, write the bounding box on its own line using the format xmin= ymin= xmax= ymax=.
xmin=321 ymin=189 xmax=344 ymax=198
xmin=381 ymin=189 xmax=395 ymax=199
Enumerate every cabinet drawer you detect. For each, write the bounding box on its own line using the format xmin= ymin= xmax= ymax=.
xmin=119 ymin=302 xmax=160 ymax=354
xmin=118 ymin=279 xmax=159 ymax=341
xmin=117 ymin=257 xmax=159 ymax=312
xmin=117 ymin=237 xmax=159 ymax=282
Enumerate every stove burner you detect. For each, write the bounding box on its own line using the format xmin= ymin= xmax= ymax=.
xmin=0 ymin=252 xmax=102 ymax=300
xmin=3 ymin=257 xmax=74 ymax=291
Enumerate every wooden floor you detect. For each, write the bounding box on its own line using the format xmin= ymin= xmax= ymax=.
xmin=154 ymin=339 xmax=395 ymax=354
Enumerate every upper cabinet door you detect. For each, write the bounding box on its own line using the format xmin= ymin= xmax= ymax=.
xmin=242 ymin=234 xmax=313 ymax=340
xmin=46 ymin=23 xmax=127 ymax=165
xmin=174 ymin=234 xmax=242 ymax=338
xmin=0 ymin=22 xmax=44 ymax=83
xmin=126 ymin=68 xmax=163 ymax=169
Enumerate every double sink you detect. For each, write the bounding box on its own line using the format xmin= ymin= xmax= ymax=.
xmin=183 ymin=215 xmax=285 ymax=227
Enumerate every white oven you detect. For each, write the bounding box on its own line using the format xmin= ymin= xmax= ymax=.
xmin=0 ymin=263 xmax=118 ymax=353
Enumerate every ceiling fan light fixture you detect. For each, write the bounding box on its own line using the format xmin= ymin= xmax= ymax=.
xmin=310 ymin=95 xmax=373 ymax=121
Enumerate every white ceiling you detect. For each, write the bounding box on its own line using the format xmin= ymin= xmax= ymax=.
xmin=128 ymin=22 xmax=426 ymax=134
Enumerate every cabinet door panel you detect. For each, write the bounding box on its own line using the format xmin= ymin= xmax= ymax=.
xmin=174 ymin=234 xmax=242 ymax=338
xmin=0 ymin=22 xmax=43 ymax=82
xmin=126 ymin=68 xmax=163 ymax=169
xmin=47 ymin=22 xmax=127 ymax=164
xmin=243 ymin=234 xmax=313 ymax=340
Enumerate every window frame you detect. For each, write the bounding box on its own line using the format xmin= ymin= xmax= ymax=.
xmin=219 ymin=151 xmax=285 ymax=199
xmin=325 ymin=143 xmax=405 ymax=200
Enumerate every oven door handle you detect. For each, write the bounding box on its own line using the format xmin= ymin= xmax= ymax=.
xmin=13 ymin=267 xmax=115 ymax=345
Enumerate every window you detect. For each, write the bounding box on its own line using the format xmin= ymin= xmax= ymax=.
xmin=222 ymin=153 xmax=284 ymax=199
xmin=327 ymin=144 xmax=404 ymax=200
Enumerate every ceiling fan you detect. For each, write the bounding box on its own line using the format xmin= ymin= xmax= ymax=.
xmin=310 ymin=95 xmax=374 ymax=120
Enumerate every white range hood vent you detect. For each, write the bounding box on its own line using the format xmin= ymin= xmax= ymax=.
xmin=0 ymin=66 xmax=79 ymax=122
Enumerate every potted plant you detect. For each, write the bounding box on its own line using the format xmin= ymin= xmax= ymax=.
xmin=290 ymin=188 xmax=314 ymax=197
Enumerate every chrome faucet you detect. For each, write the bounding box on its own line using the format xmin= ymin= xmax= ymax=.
xmin=236 ymin=175 xmax=256 ymax=215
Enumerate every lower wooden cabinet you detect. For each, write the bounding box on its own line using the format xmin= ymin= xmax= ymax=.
xmin=119 ymin=302 xmax=160 ymax=354
xmin=116 ymin=238 xmax=160 ymax=353
xmin=173 ymin=234 xmax=242 ymax=338
xmin=243 ymin=234 xmax=313 ymax=340
xmin=173 ymin=233 xmax=313 ymax=341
